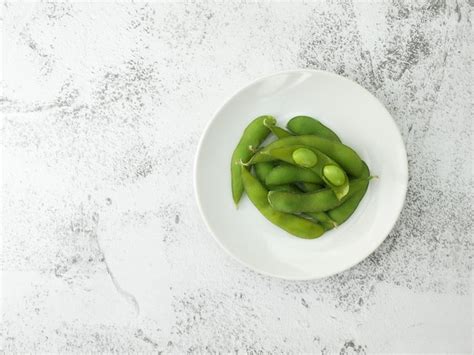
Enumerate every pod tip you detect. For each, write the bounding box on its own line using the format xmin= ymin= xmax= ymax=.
xmin=263 ymin=117 xmax=276 ymax=128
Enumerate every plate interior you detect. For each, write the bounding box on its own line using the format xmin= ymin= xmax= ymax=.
xmin=195 ymin=70 xmax=407 ymax=279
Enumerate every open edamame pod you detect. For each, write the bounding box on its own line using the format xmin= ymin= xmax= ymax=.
xmin=241 ymin=165 xmax=325 ymax=239
xmin=328 ymin=162 xmax=371 ymax=224
xmin=231 ymin=115 xmax=276 ymax=205
xmin=246 ymin=135 xmax=364 ymax=177
xmin=268 ymin=178 xmax=370 ymax=213
xmin=266 ymin=145 xmax=350 ymax=200
xmin=287 ymin=116 xmax=341 ymax=142
xmin=265 ymin=164 xmax=323 ymax=186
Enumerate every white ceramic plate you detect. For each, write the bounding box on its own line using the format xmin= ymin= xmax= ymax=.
xmin=194 ymin=70 xmax=408 ymax=280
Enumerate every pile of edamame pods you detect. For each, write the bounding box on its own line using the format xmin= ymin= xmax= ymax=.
xmin=231 ymin=115 xmax=373 ymax=239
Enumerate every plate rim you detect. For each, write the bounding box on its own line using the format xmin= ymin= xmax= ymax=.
xmin=193 ymin=68 xmax=408 ymax=280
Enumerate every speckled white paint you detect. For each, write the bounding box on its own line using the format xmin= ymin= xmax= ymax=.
xmin=1 ymin=1 xmax=472 ymax=353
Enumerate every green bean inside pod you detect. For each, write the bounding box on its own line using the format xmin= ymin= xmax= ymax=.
xmin=292 ymin=147 xmax=318 ymax=168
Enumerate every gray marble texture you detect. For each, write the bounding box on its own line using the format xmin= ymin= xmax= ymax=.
xmin=1 ymin=1 xmax=472 ymax=353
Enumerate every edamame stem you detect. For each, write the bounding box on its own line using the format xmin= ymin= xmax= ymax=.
xmin=246 ymin=135 xmax=364 ymax=177
xmin=231 ymin=115 xmax=276 ymax=204
xmin=287 ymin=116 xmax=341 ymax=142
xmin=241 ymin=165 xmax=325 ymax=239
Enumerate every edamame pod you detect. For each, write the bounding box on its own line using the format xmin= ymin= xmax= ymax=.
xmin=264 ymin=119 xmax=292 ymax=138
xmin=287 ymin=116 xmax=341 ymax=142
xmin=328 ymin=162 xmax=371 ymax=224
xmin=268 ymin=178 xmax=369 ymax=213
xmin=231 ymin=115 xmax=275 ymax=204
xmin=269 ymin=184 xmax=301 ymax=193
xmin=306 ymin=212 xmax=337 ymax=231
xmin=296 ymin=182 xmax=322 ymax=192
xmin=241 ymin=165 xmax=325 ymax=239
xmin=254 ymin=162 xmax=274 ymax=187
xmin=265 ymin=164 xmax=323 ymax=186
xmin=265 ymin=145 xmax=350 ymax=200
xmin=299 ymin=181 xmax=338 ymax=230
xmin=247 ymin=135 xmax=364 ymax=177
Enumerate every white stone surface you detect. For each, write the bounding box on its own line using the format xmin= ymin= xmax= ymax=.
xmin=1 ymin=1 xmax=472 ymax=353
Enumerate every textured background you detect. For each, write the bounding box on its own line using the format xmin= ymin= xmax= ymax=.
xmin=1 ymin=1 xmax=472 ymax=353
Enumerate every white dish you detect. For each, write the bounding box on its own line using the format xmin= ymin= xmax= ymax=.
xmin=194 ymin=69 xmax=408 ymax=280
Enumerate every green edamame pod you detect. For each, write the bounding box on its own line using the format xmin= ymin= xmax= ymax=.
xmin=297 ymin=182 xmax=322 ymax=192
xmin=263 ymin=119 xmax=292 ymax=138
xmin=268 ymin=178 xmax=369 ymax=213
xmin=269 ymin=184 xmax=301 ymax=193
xmin=305 ymin=212 xmax=337 ymax=231
xmin=287 ymin=116 xmax=341 ymax=142
xmin=271 ymin=126 xmax=292 ymax=138
xmin=247 ymin=135 xmax=364 ymax=177
xmin=328 ymin=162 xmax=371 ymax=224
xmin=264 ymin=145 xmax=350 ymax=200
xmin=254 ymin=162 xmax=274 ymax=187
xmin=241 ymin=165 xmax=324 ymax=239
xmin=231 ymin=115 xmax=276 ymax=204
xmin=265 ymin=164 xmax=323 ymax=186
